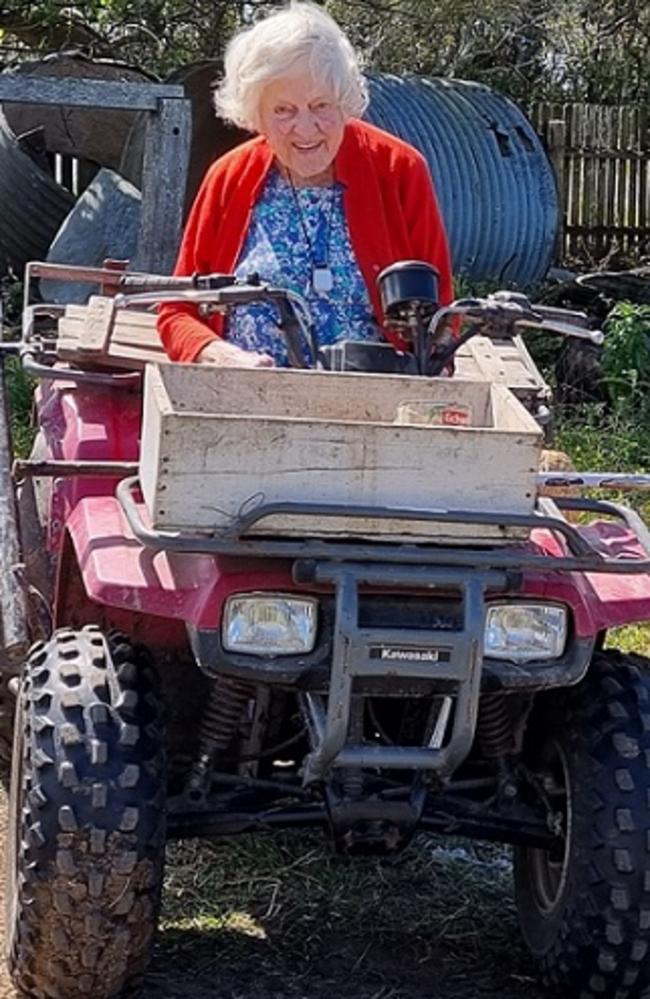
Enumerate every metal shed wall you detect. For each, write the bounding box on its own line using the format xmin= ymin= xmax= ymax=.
xmin=366 ymin=75 xmax=558 ymax=288
xmin=0 ymin=112 xmax=74 ymax=277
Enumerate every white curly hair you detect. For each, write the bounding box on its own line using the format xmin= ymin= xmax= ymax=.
xmin=213 ymin=2 xmax=368 ymax=132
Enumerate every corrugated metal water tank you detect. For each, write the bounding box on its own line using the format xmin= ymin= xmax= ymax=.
xmin=366 ymin=75 xmax=558 ymax=288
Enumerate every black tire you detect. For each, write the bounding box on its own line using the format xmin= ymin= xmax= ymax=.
xmin=514 ymin=648 xmax=650 ymax=998
xmin=6 ymin=625 xmax=166 ymax=999
xmin=555 ymin=337 xmax=607 ymax=406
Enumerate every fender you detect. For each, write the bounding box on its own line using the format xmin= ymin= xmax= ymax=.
xmin=61 ymin=495 xmax=298 ymax=630
xmin=62 ymin=498 xmax=650 ymax=640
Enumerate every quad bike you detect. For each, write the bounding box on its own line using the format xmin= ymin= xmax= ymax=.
xmin=3 ymin=258 xmax=650 ymax=999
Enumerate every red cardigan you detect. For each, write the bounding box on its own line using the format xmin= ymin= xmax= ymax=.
xmin=158 ymin=118 xmax=453 ymax=362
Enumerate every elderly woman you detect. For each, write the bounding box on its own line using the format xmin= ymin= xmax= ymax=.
xmin=158 ymin=1 xmax=453 ymax=367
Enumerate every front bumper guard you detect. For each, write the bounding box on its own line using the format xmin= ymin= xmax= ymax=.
xmin=296 ymin=561 xmax=509 ymax=784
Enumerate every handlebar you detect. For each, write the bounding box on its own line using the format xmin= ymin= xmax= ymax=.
xmin=426 ymin=291 xmax=604 ymax=376
xmin=114 ymin=278 xmax=318 ymax=370
xmin=100 ymin=270 xmax=606 ymax=375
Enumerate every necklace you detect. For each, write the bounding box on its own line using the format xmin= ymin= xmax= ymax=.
xmin=287 ymin=171 xmax=336 ymax=295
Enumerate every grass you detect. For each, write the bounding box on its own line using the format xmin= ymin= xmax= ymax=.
xmin=161 ymin=834 xmax=516 ymax=955
xmin=553 ymin=402 xmax=650 ymax=656
xmin=5 ymin=356 xmax=36 ymax=458
xmin=155 ymin=832 xmax=538 ymax=997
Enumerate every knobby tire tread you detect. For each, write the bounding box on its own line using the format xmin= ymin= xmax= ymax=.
xmin=515 ymin=648 xmax=650 ymax=999
xmin=7 ymin=625 xmax=166 ymax=999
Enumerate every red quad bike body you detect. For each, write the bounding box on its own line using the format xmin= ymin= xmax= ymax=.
xmin=46 ymin=374 xmax=650 ymax=646
xmin=6 ymin=263 xmax=650 ymax=999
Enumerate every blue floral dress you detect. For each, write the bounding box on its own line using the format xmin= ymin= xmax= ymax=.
xmin=226 ymin=169 xmax=381 ymax=366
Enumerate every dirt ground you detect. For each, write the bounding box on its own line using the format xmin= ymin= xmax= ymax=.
xmin=0 ymin=761 xmax=550 ymax=999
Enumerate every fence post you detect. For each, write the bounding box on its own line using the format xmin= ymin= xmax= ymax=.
xmin=136 ymin=97 xmax=192 ymax=274
xmin=547 ymin=119 xmax=567 ymax=261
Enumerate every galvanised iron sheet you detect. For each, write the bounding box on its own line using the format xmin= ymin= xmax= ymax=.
xmin=366 ymin=75 xmax=558 ymax=289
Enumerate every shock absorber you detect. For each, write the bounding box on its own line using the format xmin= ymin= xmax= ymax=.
xmin=186 ymin=676 xmax=254 ymax=800
xmin=476 ymin=694 xmax=514 ymax=759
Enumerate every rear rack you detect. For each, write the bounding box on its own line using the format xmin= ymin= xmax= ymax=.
xmin=116 ymin=475 xmax=650 ymax=575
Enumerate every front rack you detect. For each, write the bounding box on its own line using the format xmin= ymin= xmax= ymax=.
xmin=115 ymin=475 xmax=650 ymax=575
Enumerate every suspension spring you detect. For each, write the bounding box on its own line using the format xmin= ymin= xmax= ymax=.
xmin=476 ymin=694 xmax=514 ymax=759
xmin=187 ymin=676 xmax=254 ymax=798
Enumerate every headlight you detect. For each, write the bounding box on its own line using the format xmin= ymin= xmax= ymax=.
xmin=223 ymin=594 xmax=318 ymax=655
xmin=484 ymin=604 xmax=567 ymax=662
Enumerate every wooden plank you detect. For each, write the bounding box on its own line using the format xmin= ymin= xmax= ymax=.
xmin=563 ymin=106 xmax=574 ymax=260
xmin=617 ymin=107 xmax=629 ymax=256
xmin=605 ymin=108 xmax=617 ymax=257
xmin=136 ymin=97 xmax=192 ymax=274
xmin=633 ymin=108 xmax=643 ymax=255
xmin=639 ymin=108 xmax=647 ymax=253
xmin=0 ymin=76 xmax=185 ymax=111
xmin=547 ymin=120 xmax=567 ymax=257
xmin=76 ymin=296 xmax=116 ymax=354
xmin=57 ymin=337 xmax=166 ymax=370
xmin=583 ymin=107 xmax=595 ymax=257
xmin=596 ymin=107 xmax=608 ymax=256
xmin=567 ymin=105 xmax=580 ymax=257
xmin=65 ymin=305 xmax=158 ymax=330
xmin=58 ymin=318 xmax=162 ymax=349
xmin=57 ymin=331 xmax=165 ymax=359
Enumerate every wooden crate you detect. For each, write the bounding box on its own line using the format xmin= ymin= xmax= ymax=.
xmin=140 ymin=365 xmax=543 ymax=544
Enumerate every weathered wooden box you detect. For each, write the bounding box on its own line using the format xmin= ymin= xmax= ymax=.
xmin=139 ymin=365 xmax=543 ymax=543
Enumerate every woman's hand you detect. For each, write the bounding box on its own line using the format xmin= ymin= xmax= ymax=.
xmin=196 ymin=340 xmax=275 ymax=368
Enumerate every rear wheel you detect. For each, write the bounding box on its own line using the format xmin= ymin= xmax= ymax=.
xmin=6 ymin=625 xmax=166 ymax=999
xmin=515 ymin=649 xmax=650 ymax=998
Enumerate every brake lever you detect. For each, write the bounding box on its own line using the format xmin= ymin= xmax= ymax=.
xmin=517 ymin=317 xmax=604 ymax=345
xmin=487 ymin=292 xmax=604 ymax=345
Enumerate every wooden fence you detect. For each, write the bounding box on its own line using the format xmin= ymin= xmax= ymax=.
xmin=529 ymin=101 xmax=650 ymax=264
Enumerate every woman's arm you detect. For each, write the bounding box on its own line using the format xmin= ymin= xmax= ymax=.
xmin=156 ymin=173 xmax=222 ymax=363
xmin=400 ymin=152 xmax=454 ymax=306
xmin=157 ymin=166 xmax=275 ymax=366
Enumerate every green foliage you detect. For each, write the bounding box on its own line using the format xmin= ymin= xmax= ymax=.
xmin=2 ymin=0 xmax=650 ymax=104
xmin=555 ymin=395 xmax=650 ymax=654
xmin=601 ymin=302 xmax=650 ymax=406
xmin=0 ymin=0 xmax=244 ymax=75
xmin=6 ymin=357 xmax=36 ymax=458
xmin=555 ymin=402 xmax=650 ymax=472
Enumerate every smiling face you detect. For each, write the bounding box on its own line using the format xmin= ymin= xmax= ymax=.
xmin=257 ymin=61 xmax=346 ymax=185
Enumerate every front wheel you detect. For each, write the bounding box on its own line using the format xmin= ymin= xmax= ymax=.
xmin=515 ymin=649 xmax=650 ymax=998
xmin=6 ymin=626 xmax=166 ymax=999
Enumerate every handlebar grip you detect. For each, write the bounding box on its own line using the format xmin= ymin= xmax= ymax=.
xmin=119 ymin=272 xmax=237 ymax=293
xmin=119 ymin=274 xmax=197 ymax=292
